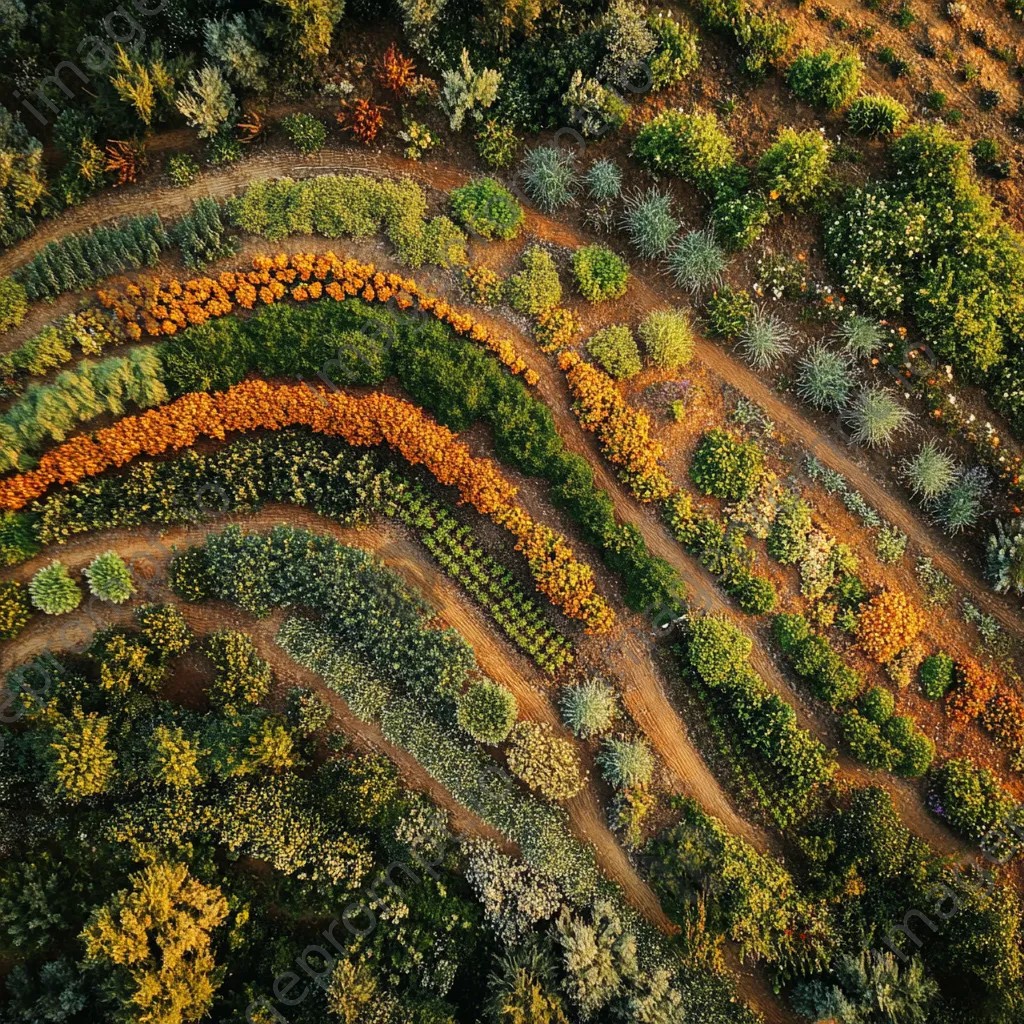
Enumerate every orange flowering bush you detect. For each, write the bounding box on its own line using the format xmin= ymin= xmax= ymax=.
xmin=947 ymin=659 xmax=999 ymax=725
xmin=559 ymin=351 xmax=673 ymax=502
xmin=856 ymin=589 xmax=924 ymax=663
xmin=0 ymin=381 xmax=611 ymax=633
xmin=535 ymin=307 xmax=582 ymax=354
xmin=981 ymin=691 xmax=1024 ymax=750
xmin=96 ymin=252 xmax=535 ymax=380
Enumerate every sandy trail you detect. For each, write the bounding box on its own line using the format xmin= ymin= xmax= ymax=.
xmin=0 ymin=506 xmax=800 ymax=1022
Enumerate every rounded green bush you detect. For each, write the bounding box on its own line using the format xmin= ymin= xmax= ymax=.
xmin=285 ymin=686 xmax=332 ymax=736
xmin=0 ymin=580 xmax=31 ymax=639
xmin=846 ymin=94 xmax=909 ymax=136
xmin=690 ymin=428 xmax=765 ymax=501
xmin=560 ymin=678 xmax=618 ymax=739
xmin=28 ymin=561 xmax=82 ymax=615
xmin=725 ymin=569 xmax=777 ymax=615
xmin=773 ymin=613 xmax=812 ymax=655
xmin=83 ymin=550 xmax=135 ymax=604
xmin=598 ymin=737 xmax=655 ymax=789
xmin=756 ymin=128 xmax=831 ymax=208
xmin=572 ymin=245 xmax=630 ymax=302
xmin=638 ymin=309 xmax=694 ymax=369
xmin=859 ymin=685 xmax=895 ymax=725
xmin=787 ymin=47 xmax=864 ymax=110
xmin=632 ymin=108 xmax=735 ymax=192
xmin=281 ymin=112 xmax=328 ymax=155
xmin=504 ymin=247 xmax=562 ymax=315
xmin=919 ymin=652 xmax=954 ymax=700
xmin=687 ymin=614 xmax=752 ymax=686
xmin=711 ymin=192 xmax=770 ymax=251
xmin=840 ymin=709 xmax=902 ymax=771
xmin=450 ymin=178 xmax=525 ymax=241
xmin=587 ymin=325 xmax=641 ymax=380
xmin=456 ymin=680 xmax=518 ymax=744
xmin=704 ymin=287 xmax=754 ymax=338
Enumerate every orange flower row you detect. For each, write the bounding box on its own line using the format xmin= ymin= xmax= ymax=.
xmin=96 ymin=252 xmax=538 ymax=386
xmin=0 ymin=381 xmax=610 ymax=633
xmin=558 ymin=351 xmax=674 ymax=503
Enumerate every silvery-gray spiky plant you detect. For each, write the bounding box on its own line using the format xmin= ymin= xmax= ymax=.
xmin=901 ymin=440 xmax=956 ymax=502
xmin=737 ymin=306 xmax=794 ymax=370
xmin=796 ymin=343 xmax=856 ymax=410
xmin=985 ymin=518 xmax=1024 ymax=595
xmin=521 ymin=146 xmax=579 ymax=212
xmin=933 ymin=466 xmax=988 ymax=535
xmin=836 ymin=315 xmax=886 ymax=358
xmin=665 ymin=228 xmax=727 ymax=292
xmin=842 ymin=387 xmax=913 ymax=447
xmin=597 ymin=736 xmax=655 ymax=788
xmin=620 ymin=187 xmax=678 ymax=258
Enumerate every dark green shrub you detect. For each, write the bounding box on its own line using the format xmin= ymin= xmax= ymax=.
xmin=725 ymin=569 xmax=777 ymax=615
xmin=859 ymin=685 xmax=895 ymax=724
xmin=586 ymin=325 xmax=641 ymax=380
xmin=774 ymin=613 xmax=812 ymax=655
xmin=882 ymin=715 xmax=934 ymax=777
xmin=281 ymin=113 xmax=327 ymax=154
xmin=710 ymin=193 xmax=770 ymax=251
xmin=920 ymin=652 xmax=955 ymax=700
xmin=704 ymin=286 xmax=754 ymax=337
xmin=450 ymin=178 xmax=525 ymax=241
xmin=841 ymin=710 xmax=902 ymax=770
xmin=571 ymin=245 xmax=629 ymax=302
xmin=929 ymin=757 xmax=1017 ymax=842
xmin=847 ymin=94 xmax=909 ymax=135
xmin=788 ymin=47 xmax=864 ymax=109
xmin=690 ymin=429 xmax=764 ymax=501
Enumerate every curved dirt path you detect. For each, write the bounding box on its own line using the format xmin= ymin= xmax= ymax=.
xmin=0 ymin=506 xmax=796 ymax=1023
xmin=0 ymin=144 xmax=973 ymax=850
xmin=1 ymin=142 xmax=1020 ymax=643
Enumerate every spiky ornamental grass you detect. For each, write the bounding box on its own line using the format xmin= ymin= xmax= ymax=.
xmin=620 ymin=188 xmax=679 ymax=258
xmin=665 ymin=228 xmax=727 ymax=293
xmin=597 ymin=737 xmax=655 ymax=789
xmin=933 ymin=466 xmax=989 ymax=535
xmin=585 ymin=158 xmax=623 ymax=201
xmin=842 ymin=387 xmax=913 ymax=447
xmin=901 ymin=440 xmax=956 ymax=502
xmin=560 ymin=678 xmax=618 ymax=739
xmin=521 ymin=146 xmax=579 ymax=212
xmin=737 ymin=305 xmax=794 ymax=370
xmin=28 ymin=561 xmax=81 ymax=615
xmin=837 ymin=315 xmax=885 ymax=358
xmin=986 ymin=518 xmax=1024 ymax=596
xmin=83 ymin=550 xmax=135 ymax=604
xmin=796 ymin=344 xmax=856 ymax=410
